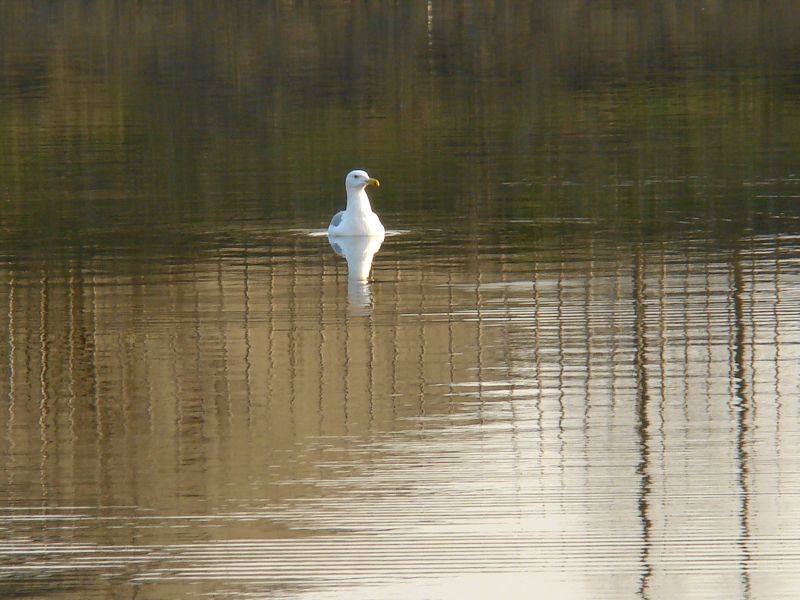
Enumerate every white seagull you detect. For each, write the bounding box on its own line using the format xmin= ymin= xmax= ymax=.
xmin=328 ymin=170 xmax=384 ymax=237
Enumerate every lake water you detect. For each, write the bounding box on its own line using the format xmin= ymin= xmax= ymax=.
xmin=2 ymin=2 xmax=800 ymax=598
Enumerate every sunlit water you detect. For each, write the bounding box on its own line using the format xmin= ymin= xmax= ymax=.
xmin=2 ymin=3 xmax=800 ymax=599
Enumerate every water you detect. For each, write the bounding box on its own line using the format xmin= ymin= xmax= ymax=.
xmin=2 ymin=2 xmax=800 ymax=598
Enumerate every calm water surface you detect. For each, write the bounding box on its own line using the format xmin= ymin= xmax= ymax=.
xmin=2 ymin=2 xmax=800 ymax=599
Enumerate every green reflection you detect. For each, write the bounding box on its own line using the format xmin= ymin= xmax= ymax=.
xmin=0 ymin=1 xmax=798 ymax=261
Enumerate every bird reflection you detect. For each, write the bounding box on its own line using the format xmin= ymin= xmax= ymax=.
xmin=328 ymin=234 xmax=384 ymax=310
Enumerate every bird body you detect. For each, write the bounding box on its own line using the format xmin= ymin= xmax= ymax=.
xmin=328 ymin=234 xmax=384 ymax=282
xmin=328 ymin=170 xmax=384 ymax=237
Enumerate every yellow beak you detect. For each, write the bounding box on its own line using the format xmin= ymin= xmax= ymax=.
xmin=367 ymin=177 xmax=380 ymax=187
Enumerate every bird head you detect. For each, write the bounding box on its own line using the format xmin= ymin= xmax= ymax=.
xmin=345 ymin=169 xmax=380 ymax=191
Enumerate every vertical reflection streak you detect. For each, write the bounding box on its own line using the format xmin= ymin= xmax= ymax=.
xmin=657 ymin=246 xmax=668 ymax=515
xmin=90 ymin=268 xmax=102 ymax=502
xmin=289 ymin=245 xmax=298 ymax=444
xmin=343 ymin=297 xmax=351 ymax=436
xmin=633 ymin=247 xmax=652 ymax=598
xmin=418 ymin=264 xmax=427 ymax=422
xmin=611 ymin=261 xmax=623 ymax=418
xmin=217 ymin=252 xmax=232 ymax=455
xmin=583 ymin=252 xmax=594 ymax=450
xmin=367 ymin=300 xmax=376 ymax=433
xmin=682 ymin=251 xmax=692 ymax=423
xmin=38 ymin=271 xmax=50 ymax=502
xmin=191 ymin=258 xmax=205 ymax=478
xmin=390 ymin=263 xmax=400 ymax=426
xmin=772 ymin=241 xmax=783 ymax=473
xmin=141 ymin=331 xmax=155 ymax=483
xmin=243 ymin=247 xmax=253 ymax=421
xmin=169 ymin=322 xmax=182 ymax=498
xmin=731 ymin=246 xmax=752 ymax=599
xmin=67 ymin=268 xmax=80 ymax=504
xmin=556 ymin=256 xmax=566 ymax=472
xmin=447 ymin=264 xmax=455 ymax=415
xmin=6 ymin=275 xmax=17 ymax=493
xmin=266 ymin=260 xmax=275 ymax=422
xmin=704 ymin=247 xmax=715 ymax=421
xmin=188 ymin=258 xmax=205 ymax=491
xmin=241 ymin=247 xmax=254 ymax=482
xmin=532 ymin=260 xmax=545 ymax=485
xmin=318 ymin=256 xmax=326 ymax=438
xmin=475 ymin=253 xmax=484 ymax=423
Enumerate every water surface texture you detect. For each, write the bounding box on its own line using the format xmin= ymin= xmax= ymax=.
xmin=2 ymin=2 xmax=800 ymax=599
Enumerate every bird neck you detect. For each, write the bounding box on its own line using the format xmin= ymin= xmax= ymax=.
xmin=346 ymin=188 xmax=372 ymax=214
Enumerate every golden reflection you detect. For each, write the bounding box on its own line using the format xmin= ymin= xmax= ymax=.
xmin=0 ymin=235 xmax=799 ymax=594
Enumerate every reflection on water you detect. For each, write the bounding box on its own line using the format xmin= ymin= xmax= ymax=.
xmin=2 ymin=1 xmax=800 ymax=599
xmin=328 ymin=233 xmax=384 ymax=311
xmin=2 ymin=230 xmax=800 ymax=599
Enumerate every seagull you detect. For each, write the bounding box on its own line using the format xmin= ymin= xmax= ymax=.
xmin=328 ymin=170 xmax=384 ymax=237
xmin=328 ymin=234 xmax=384 ymax=282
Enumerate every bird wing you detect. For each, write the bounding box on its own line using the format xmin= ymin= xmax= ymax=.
xmin=330 ymin=210 xmax=345 ymax=228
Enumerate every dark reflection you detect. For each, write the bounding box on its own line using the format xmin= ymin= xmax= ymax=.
xmin=633 ymin=246 xmax=653 ymax=599
xmin=1 ymin=0 xmax=799 ymax=266
xmin=328 ymin=234 xmax=384 ymax=310
xmin=731 ymin=245 xmax=753 ymax=599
